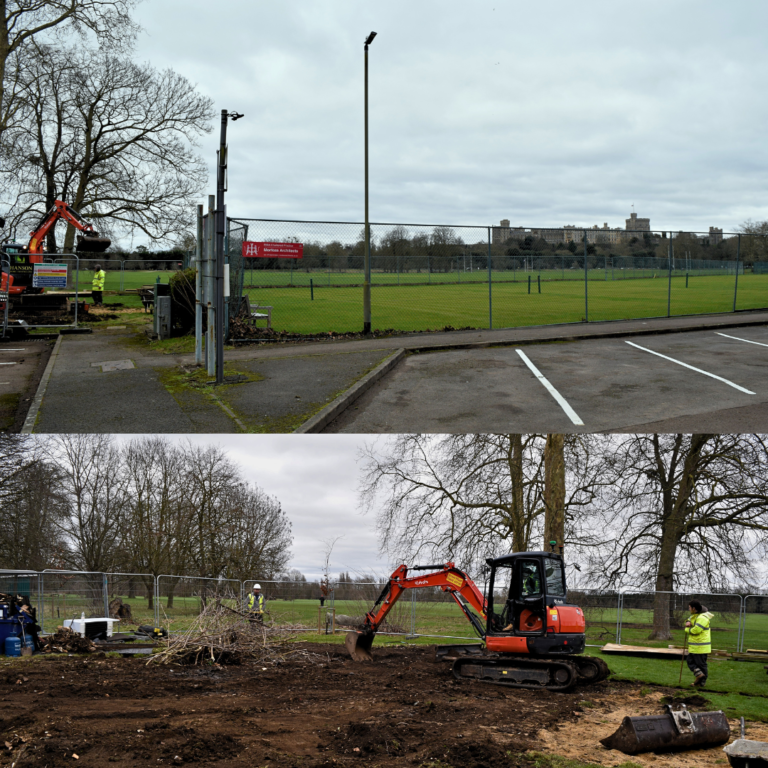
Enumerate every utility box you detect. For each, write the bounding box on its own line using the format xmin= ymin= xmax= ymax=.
xmin=155 ymin=295 xmax=171 ymax=339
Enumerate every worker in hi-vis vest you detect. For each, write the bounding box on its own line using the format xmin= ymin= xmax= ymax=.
xmin=247 ymin=584 xmax=264 ymax=619
xmin=91 ymin=264 xmax=106 ymax=306
xmin=684 ymin=599 xmax=713 ymax=687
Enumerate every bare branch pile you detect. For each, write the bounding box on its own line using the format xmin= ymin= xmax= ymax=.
xmin=149 ymin=600 xmax=323 ymax=667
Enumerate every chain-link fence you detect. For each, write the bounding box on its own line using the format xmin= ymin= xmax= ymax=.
xmin=225 ymin=219 xmax=766 ymax=335
xmin=617 ymin=591 xmax=743 ymax=652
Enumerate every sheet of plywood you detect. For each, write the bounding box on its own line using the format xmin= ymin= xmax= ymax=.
xmin=601 ymin=643 xmax=685 ymax=657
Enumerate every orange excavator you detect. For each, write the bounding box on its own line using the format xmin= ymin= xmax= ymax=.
xmin=1 ymin=200 xmax=111 ymax=296
xmin=345 ymin=548 xmax=609 ymax=692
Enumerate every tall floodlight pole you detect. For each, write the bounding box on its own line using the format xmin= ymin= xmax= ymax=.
xmin=215 ymin=109 xmax=244 ymax=384
xmin=363 ymin=31 xmax=377 ymax=335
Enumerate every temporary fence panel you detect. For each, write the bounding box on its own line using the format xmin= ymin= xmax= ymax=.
xmin=155 ymin=575 xmax=241 ymax=628
xmin=105 ymin=572 xmax=157 ymax=628
xmin=227 ymin=219 xmax=765 ymax=337
xmin=617 ymin=591 xmax=742 ymax=652
xmin=39 ymin=570 xmax=109 ymax=633
xmin=741 ymin=595 xmax=768 ymax=653
xmin=567 ymin=589 xmax=621 ymax=646
xmin=242 ymin=578 xmax=329 ymax=628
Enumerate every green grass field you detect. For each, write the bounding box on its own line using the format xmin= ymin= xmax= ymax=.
xmin=76 ymin=269 xmax=767 ymax=335
xmin=238 ymin=273 xmax=767 ymax=334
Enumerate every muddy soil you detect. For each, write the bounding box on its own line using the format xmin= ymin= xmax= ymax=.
xmin=0 ymin=644 xmax=758 ymax=768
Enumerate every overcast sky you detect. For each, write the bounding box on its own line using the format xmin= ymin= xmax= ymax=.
xmin=131 ymin=0 xmax=768 ymax=236
xmin=159 ymin=434 xmax=390 ymax=581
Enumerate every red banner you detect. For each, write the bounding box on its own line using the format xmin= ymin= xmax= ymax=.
xmin=242 ymin=241 xmax=303 ymax=259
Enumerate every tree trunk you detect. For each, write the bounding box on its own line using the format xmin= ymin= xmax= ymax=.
xmin=648 ymin=434 xmax=712 ymax=640
xmin=543 ymin=434 xmax=565 ymax=551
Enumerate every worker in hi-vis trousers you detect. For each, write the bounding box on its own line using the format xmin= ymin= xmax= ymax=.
xmin=685 ymin=599 xmax=713 ymax=687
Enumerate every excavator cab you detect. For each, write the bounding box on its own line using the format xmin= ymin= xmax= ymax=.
xmin=486 ymin=553 xmax=565 ymax=637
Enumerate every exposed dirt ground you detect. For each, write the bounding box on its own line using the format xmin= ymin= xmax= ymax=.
xmin=1 ymin=644 xmax=762 ymax=768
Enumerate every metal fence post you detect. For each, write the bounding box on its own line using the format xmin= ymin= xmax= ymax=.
xmin=733 ymin=234 xmax=741 ymax=312
xmin=103 ymin=573 xmax=109 ymax=617
xmin=195 ymin=205 xmax=203 ymax=365
xmin=616 ymin=591 xmax=623 ymax=645
xmin=155 ymin=576 xmax=160 ymax=627
xmin=583 ymin=231 xmax=588 ymax=322
xmin=487 ymin=227 xmax=492 ymax=329
xmin=667 ymin=234 xmax=673 ymax=317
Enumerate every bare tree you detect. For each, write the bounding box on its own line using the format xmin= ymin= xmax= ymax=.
xmin=359 ymin=434 xmax=604 ymax=575
xmin=7 ymin=43 xmax=214 ymax=249
xmin=0 ymin=0 xmax=138 ymax=148
xmin=591 ymin=434 xmax=768 ymax=639
xmin=220 ymin=483 xmax=292 ymax=582
xmin=46 ymin=433 xmax=128 ymax=572
xmin=0 ymin=437 xmax=68 ymax=569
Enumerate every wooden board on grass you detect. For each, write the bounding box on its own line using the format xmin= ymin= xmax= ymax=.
xmin=601 ymin=642 xmax=686 ymax=658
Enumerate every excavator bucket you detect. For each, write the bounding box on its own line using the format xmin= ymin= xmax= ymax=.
xmin=600 ymin=706 xmax=730 ymax=755
xmin=345 ymin=631 xmax=375 ymax=662
xmin=76 ymin=234 xmax=111 ymax=253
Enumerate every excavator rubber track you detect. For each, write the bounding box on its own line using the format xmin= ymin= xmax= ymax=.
xmin=452 ymin=654 xmax=610 ymax=692
xmin=453 ymin=655 xmax=579 ymax=691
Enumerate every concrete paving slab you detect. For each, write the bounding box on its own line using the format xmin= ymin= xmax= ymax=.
xmin=91 ymin=359 xmax=135 ymax=372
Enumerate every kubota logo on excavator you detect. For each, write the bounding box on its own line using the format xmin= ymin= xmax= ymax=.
xmin=446 ymin=573 xmax=463 ymax=588
xmin=414 ymin=579 xmax=429 ymax=586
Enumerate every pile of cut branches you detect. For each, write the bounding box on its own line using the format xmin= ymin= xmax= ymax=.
xmin=149 ymin=599 xmax=323 ymax=667
xmin=40 ymin=627 xmax=97 ymax=654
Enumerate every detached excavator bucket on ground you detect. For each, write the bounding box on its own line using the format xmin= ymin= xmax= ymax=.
xmin=345 ymin=631 xmax=375 ymax=662
xmin=76 ymin=233 xmax=111 ymax=253
xmin=601 ymin=705 xmax=730 ymax=755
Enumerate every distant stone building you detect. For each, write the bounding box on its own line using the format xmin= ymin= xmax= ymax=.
xmin=707 ymin=226 xmax=723 ymax=245
xmin=626 ymin=212 xmax=651 ymax=233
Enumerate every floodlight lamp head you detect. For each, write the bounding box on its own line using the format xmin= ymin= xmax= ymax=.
xmin=229 ymin=111 xmax=244 ymax=121
xmin=365 ymin=31 xmax=377 ymax=46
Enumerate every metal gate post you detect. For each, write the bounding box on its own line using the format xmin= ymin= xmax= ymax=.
xmin=155 ymin=577 xmax=160 ymax=627
xmin=38 ymin=573 xmax=44 ymax=634
xmin=103 ymin=573 xmax=109 ymax=617
xmin=411 ymin=589 xmax=416 ymax=638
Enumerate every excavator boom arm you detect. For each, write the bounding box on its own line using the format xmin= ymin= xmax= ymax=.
xmin=27 ymin=200 xmax=109 ymax=255
xmin=361 ymin=563 xmax=487 ymax=636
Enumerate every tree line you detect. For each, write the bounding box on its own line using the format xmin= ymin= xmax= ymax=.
xmin=0 ymin=435 xmax=292 ymax=587
xmin=359 ymin=434 xmax=768 ymax=639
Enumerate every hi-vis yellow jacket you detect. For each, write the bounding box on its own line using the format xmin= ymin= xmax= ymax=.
xmin=92 ymin=270 xmax=106 ymax=290
xmin=247 ymin=592 xmax=264 ymax=613
xmin=685 ymin=610 xmax=713 ymax=654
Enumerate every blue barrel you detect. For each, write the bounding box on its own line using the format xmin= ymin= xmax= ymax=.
xmin=4 ymin=636 xmax=21 ymax=657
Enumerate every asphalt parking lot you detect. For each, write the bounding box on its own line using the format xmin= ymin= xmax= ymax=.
xmin=325 ymin=326 xmax=768 ymax=433
xmin=0 ymin=338 xmax=54 ymax=431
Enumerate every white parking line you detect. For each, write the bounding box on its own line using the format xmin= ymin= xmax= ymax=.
xmin=625 ymin=341 xmax=755 ymax=395
xmin=0 ymin=349 xmax=25 ymax=352
xmin=715 ymin=332 xmax=768 ymax=348
xmin=515 ymin=349 xmax=585 ymax=426
xmin=0 ymin=362 xmax=16 ymax=365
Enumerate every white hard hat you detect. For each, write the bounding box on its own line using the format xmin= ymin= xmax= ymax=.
xmin=253 ymin=584 xmax=261 ymax=590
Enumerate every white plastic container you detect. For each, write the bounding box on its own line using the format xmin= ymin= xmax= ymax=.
xmin=63 ymin=618 xmax=118 ymax=639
